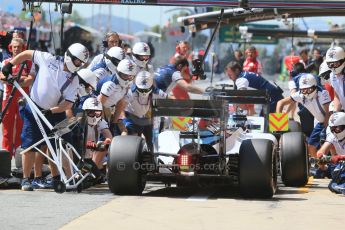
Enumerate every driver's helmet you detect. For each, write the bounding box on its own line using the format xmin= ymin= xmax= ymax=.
xmin=299 ymin=73 xmax=317 ymax=99
xmin=132 ymin=42 xmax=151 ymax=68
xmin=64 ymin=43 xmax=89 ymax=73
xmin=329 ymin=112 xmax=345 ymax=141
xmin=104 ymin=46 xmax=126 ymax=74
xmin=116 ymin=59 xmax=137 ymax=88
xmin=325 ymin=46 xmax=345 ymax=74
xmin=135 ymin=70 xmax=153 ymax=97
xmin=82 ymin=97 xmax=103 ymax=126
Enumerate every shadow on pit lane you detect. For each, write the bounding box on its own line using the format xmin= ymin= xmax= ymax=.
xmin=142 ymin=184 xmax=307 ymax=201
xmin=78 ymin=182 xmax=309 ymax=201
xmin=81 ymin=184 xmax=112 ymax=195
xmin=304 ymin=183 xmax=331 ymax=189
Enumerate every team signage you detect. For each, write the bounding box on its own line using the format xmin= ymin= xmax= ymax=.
xmin=24 ymin=0 xmax=239 ymax=7
xmin=24 ymin=0 xmax=345 ymax=8
xmin=269 ymin=113 xmax=289 ymax=132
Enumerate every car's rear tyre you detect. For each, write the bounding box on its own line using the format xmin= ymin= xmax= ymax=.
xmin=108 ymin=136 xmax=147 ymax=195
xmin=288 ymin=120 xmax=302 ymax=132
xmin=280 ymin=132 xmax=309 ymax=187
xmin=239 ymin=139 xmax=277 ymax=198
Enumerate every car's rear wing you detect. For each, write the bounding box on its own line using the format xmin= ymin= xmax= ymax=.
xmin=212 ymin=89 xmax=270 ymax=105
xmin=212 ymin=89 xmax=270 ymax=132
xmin=152 ymin=99 xmax=229 ymax=156
xmin=152 ymin=99 xmax=227 ymax=118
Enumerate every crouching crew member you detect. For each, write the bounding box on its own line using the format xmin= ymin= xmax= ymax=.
xmin=276 ymin=73 xmax=331 ymax=158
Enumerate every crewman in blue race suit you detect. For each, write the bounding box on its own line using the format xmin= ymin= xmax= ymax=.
xmin=90 ymin=46 xmax=125 ymax=81
xmin=225 ymin=61 xmax=284 ymax=113
xmin=154 ymin=56 xmax=204 ymax=95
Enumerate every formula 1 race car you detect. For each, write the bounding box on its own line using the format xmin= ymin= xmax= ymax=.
xmin=107 ymin=90 xmax=309 ymax=198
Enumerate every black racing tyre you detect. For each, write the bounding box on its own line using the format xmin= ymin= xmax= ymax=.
xmin=108 ymin=136 xmax=147 ymax=195
xmin=239 ymin=139 xmax=277 ymax=198
xmin=280 ymin=132 xmax=308 ymax=187
xmin=0 ymin=149 xmax=11 ymax=178
xmin=288 ymin=120 xmax=302 ymax=132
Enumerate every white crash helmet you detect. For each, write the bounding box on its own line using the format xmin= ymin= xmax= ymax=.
xmin=116 ymin=59 xmax=137 ymax=88
xmin=82 ymin=97 xmax=103 ymax=126
xmin=135 ymin=70 xmax=153 ymax=96
xmin=77 ymin=68 xmax=97 ymax=89
xmin=299 ymin=73 xmax=317 ymax=99
xmin=329 ymin=112 xmax=345 ymax=141
xmin=319 ymin=61 xmax=331 ymax=79
xmin=132 ymin=42 xmax=151 ymax=68
xmin=64 ymin=43 xmax=89 ymax=73
xmin=325 ymin=46 xmax=345 ymax=74
xmin=104 ymin=46 xmax=126 ymax=74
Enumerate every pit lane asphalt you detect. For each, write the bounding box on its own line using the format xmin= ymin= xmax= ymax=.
xmin=0 ymin=178 xmax=344 ymax=230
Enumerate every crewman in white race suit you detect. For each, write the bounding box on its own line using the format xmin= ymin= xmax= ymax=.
xmin=83 ymin=97 xmax=112 ymax=170
xmin=276 ymin=73 xmax=331 ymax=158
xmin=123 ymin=70 xmax=168 ymax=151
xmin=326 ymin=46 xmax=345 ymax=111
xmin=130 ymin=42 xmax=154 ymax=75
xmin=98 ymin=59 xmax=137 ymax=124
xmin=1 ymin=43 xmax=89 ymax=191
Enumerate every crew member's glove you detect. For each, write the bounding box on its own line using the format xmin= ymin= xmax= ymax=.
xmin=103 ymin=138 xmax=111 ymax=145
xmin=96 ymin=138 xmax=111 ymax=151
xmin=86 ymin=141 xmax=97 ymax=150
xmin=41 ymin=109 xmax=53 ymax=117
xmin=331 ymin=155 xmax=345 ymax=164
xmin=1 ymin=62 xmax=13 ymax=78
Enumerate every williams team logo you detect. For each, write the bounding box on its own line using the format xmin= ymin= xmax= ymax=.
xmin=301 ymin=78 xmax=308 ymax=85
xmin=128 ymin=62 xmax=135 ymax=71
xmin=143 ymin=44 xmax=149 ymax=53
xmin=328 ymin=49 xmax=336 ymax=59
xmin=93 ymin=98 xmax=99 ymax=107
xmin=141 ymin=79 xmax=148 ymax=86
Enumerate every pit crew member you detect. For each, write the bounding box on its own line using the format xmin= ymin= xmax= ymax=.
xmin=0 ymin=38 xmax=34 ymax=157
xmin=225 ymin=61 xmax=284 ymax=113
xmin=276 ymin=73 xmax=331 ymax=158
xmin=316 ymin=112 xmax=345 ymax=193
xmin=123 ymin=70 xmax=168 ymax=151
xmin=1 ymin=43 xmax=89 ymax=191
xmin=154 ymin=56 xmax=204 ymax=95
